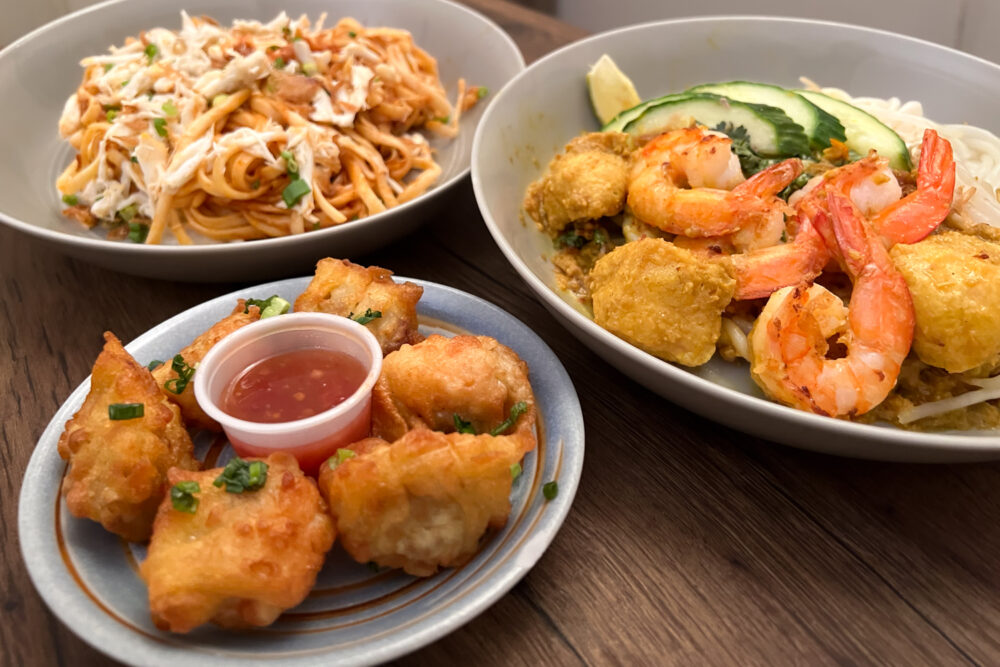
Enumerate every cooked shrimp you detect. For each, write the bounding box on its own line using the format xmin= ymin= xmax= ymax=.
xmin=748 ymin=193 xmax=915 ymax=417
xmin=627 ymin=128 xmax=801 ymax=238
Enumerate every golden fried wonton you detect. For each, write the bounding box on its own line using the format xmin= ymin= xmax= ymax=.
xmin=151 ymin=300 xmax=261 ymax=430
xmin=141 ymin=453 xmax=335 ymax=633
xmin=294 ymin=258 xmax=423 ymax=355
xmin=318 ymin=428 xmax=527 ymax=576
xmin=57 ymin=332 xmax=197 ymax=542
xmin=372 ymin=334 xmax=537 ymax=449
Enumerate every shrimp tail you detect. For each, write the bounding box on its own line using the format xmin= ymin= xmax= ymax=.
xmin=731 ymin=210 xmax=830 ymax=300
xmin=874 ymin=129 xmax=955 ymax=245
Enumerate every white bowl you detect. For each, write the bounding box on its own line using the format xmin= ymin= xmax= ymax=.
xmin=472 ymin=16 xmax=1000 ymax=462
xmin=0 ymin=0 xmax=524 ymax=281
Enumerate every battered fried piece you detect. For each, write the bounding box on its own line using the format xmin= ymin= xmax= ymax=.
xmin=141 ymin=453 xmax=335 ymax=633
xmin=372 ymin=334 xmax=536 ymax=450
xmin=57 ymin=332 xmax=197 ymax=542
xmin=152 ymin=300 xmax=262 ymax=430
xmin=891 ymin=231 xmax=1000 ymax=372
xmin=319 ymin=428 xmax=527 ymax=576
xmin=589 ymin=238 xmax=736 ymax=366
xmin=524 ymin=131 xmax=633 ymax=236
xmin=294 ymin=258 xmax=423 ymax=355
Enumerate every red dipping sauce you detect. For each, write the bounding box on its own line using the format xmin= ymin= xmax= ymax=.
xmin=222 ymin=348 xmax=368 ymax=423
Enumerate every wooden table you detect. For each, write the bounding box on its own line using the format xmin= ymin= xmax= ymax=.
xmin=4 ymin=2 xmax=1000 ymax=665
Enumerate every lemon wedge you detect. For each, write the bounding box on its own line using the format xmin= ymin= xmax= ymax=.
xmin=586 ymin=54 xmax=641 ymax=125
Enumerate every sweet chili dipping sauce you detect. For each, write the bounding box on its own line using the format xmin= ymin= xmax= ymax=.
xmin=222 ymin=348 xmax=368 ymax=423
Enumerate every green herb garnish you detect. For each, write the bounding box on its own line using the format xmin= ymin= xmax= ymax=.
xmin=214 ymin=457 xmax=269 ymax=493
xmin=435 ymin=115 xmax=450 ymax=124
xmin=348 ymin=31 xmax=357 ymax=38
xmin=510 ymin=462 xmax=522 ymax=480
xmin=108 ymin=402 xmax=144 ymax=420
xmin=280 ymin=150 xmax=299 ymax=177
xmin=327 ymin=448 xmax=356 ymax=470
xmin=117 ymin=203 xmax=138 ymax=223
xmin=267 ymin=45 xmax=280 ymax=52
xmin=163 ymin=354 xmax=195 ymax=394
xmin=489 ymin=401 xmax=528 ymax=436
xmin=61 ymin=193 xmax=79 ymax=206
xmin=130 ymin=155 xmax=138 ymax=163
xmin=282 ymin=179 xmax=311 ymax=207
xmin=542 ymin=481 xmax=558 ymax=501
xmin=250 ymin=179 xmax=261 ymax=190
xmin=161 ymin=100 xmax=178 ymax=116
xmin=243 ymin=294 xmax=290 ymax=318
xmin=144 ymin=43 xmax=159 ymax=63
xmin=780 ymin=230 xmax=788 ymax=243
xmin=712 ymin=122 xmax=778 ymax=176
xmin=103 ymin=63 xmax=114 ymax=72
xmin=453 ymin=414 xmax=476 ymax=434
xmin=477 ymin=87 xmax=489 ymax=99
xmin=170 ymin=481 xmax=200 ymax=513
xmin=593 ymin=228 xmax=610 ymax=246
xmin=105 ymin=108 xmax=119 ymax=122
xmin=351 ymin=308 xmax=382 ymax=325
xmin=273 ymin=56 xmax=286 ymax=69
xmin=127 ymin=222 xmax=148 ymax=243
xmin=556 ymin=230 xmax=587 ymax=249
xmin=153 ymin=117 xmax=168 ymax=137
xmin=302 ymin=62 xmax=317 ymax=76
xmin=147 ymin=359 xmax=164 ymax=371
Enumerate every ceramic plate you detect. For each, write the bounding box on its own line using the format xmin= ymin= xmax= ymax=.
xmin=19 ymin=277 xmax=583 ymax=666
xmin=0 ymin=0 xmax=524 ymax=281
xmin=472 ymin=16 xmax=1000 ymax=461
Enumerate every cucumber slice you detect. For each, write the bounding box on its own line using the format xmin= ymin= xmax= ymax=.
xmin=601 ymin=93 xmax=687 ymax=132
xmin=688 ymin=81 xmax=845 ymax=153
xmin=622 ymin=93 xmax=810 ymax=157
xmin=796 ymin=90 xmax=912 ymax=170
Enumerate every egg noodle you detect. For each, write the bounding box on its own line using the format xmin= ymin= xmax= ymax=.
xmin=800 ymin=77 xmax=1000 ymax=231
xmin=56 ymin=12 xmax=483 ymax=244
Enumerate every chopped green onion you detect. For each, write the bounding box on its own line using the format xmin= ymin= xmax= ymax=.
xmin=161 ymin=100 xmax=178 ymax=116
xmin=105 ymin=109 xmax=118 ymax=122
xmin=170 ymin=481 xmax=200 ymax=513
xmin=312 ymin=221 xmax=321 ymax=230
xmin=292 ymin=36 xmax=303 ymax=42
xmin=153 ymin=117 xmax=168 ymax=137
xmin=556 ymin=230 xmax=587 ymax=249
xmin=489 ymin=401 xmax=528 ymax=436
xmin=144 ymin=43 xmax=158 ymax=63
xmin=454 ymin=414 xmax=476 ymax=434
xmin=780 ymin=230 xmax=788 ymax=243
xmin=477 ymin=87 xmax=489 ymax=99
xmin=61 ymin=193 xmax=79 ymax=206
xmin=120 ymin=79 xmax=130 ymax=87
xmin=250 ymin=179 xmax=261 ymax=190
xmin=147 ymin=359 xmax=164 ymax=371
xmin=282 ymin=179 xmax=311 ymax=207
xmin=163 ymin=354 xmax=195 ymax=394
xmin=117 ymin=203 xmax=138 ymax=223
xmin=280 ymin=150 xmax=299 ymax=177
xmin=211 ymin=94 xmax=229 ymax=107
xmin=273 ymin=56 xmax=286 ymax=69
xmin=510 ymin=462 xmax=522 ymax=480
xmin=243 ymin=294 xmax=289 ymax=318
xmin=327 ymin=448 xmax=356 ymax=470
xmin=267 ymin=44 xmax=280 ymax=52
xmin=348 ymin=31 xmax=357 ymax=38
xmin=282 ymin=26 xmax=292 ymax=38
xmin=435 ymin=115 xmax=450 ymax=124
xmin=108 ymin=402 xmax=144 ymax=420
xmin=543 ymin=481 xmax=558 ymax=501
xmin=302 ymin=62 xmax=318 ymax=76
xmin=103 ymin=63 xmax=113 ymax=72
xmin=351 ymin=308 xmax=382 ymax=325
xmin=127 ymin=222 xmax=148 ymax=243
xmin=214 ymin=456 xmax=269 ymax=493
xmin=593 ymin=228 xmax=609 ymax=246
xmin=130 ymin=155 xmax=138 ymax=163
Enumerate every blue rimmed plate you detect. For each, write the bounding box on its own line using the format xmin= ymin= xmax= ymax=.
xmin=19 ymin=277 xmax=584 ymax=666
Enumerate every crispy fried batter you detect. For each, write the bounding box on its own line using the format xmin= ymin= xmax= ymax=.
xmin=372 ymin=334 xmax=536 ymax=450
xmin=294 ymin=258 xmax=424 ymax=355
xmin=152 ymin=300 xmax=262 ymax=431
xmin=589 ymin=238 xmax=736 ymax=366
xmin=318 ymin=429 xmax=526 ymax=576
xmin=57 ymin=332 xmax=197 ymax=542
xmin=523 ymin=131 xmax=633 ymax=236
xmin=141 ymin=453 xmax=335 ymax=633
xmin=891 ymin=230 xmax=1000 ymax=372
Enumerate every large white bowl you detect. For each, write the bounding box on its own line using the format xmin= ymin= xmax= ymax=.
xmin=472 ymin=16 xmax=1000 ymax=462
xmin=0 ymin=0 xmax=523 ymax=281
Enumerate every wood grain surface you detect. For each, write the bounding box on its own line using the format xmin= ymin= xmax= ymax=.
xmin=2 ymin=2 xmax=998 ymax=665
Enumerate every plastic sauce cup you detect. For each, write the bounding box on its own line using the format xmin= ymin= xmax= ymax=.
xmin=194 ymin=312 xmax=382 ymax=476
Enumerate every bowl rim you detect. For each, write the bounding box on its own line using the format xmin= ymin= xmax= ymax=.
xmin=471 ymin=14 xmax=1000 ymax=455
xmin=0 ymin=0 xmax=525 ymax=255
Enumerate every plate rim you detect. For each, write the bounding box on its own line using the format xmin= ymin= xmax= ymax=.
xmin=18 ymin=275 xmax=584 ymax=666
xmin=0 ymin=0 xmax=525 ymax=256
xmin=470 ymin=15 xmax=1000 ymax=458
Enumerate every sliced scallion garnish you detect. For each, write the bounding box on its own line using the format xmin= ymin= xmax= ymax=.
xmin=280 ymin=150 xmax=298 ymax=177
xmin=510 ymin=462 xmax=522 ymax=480
xmin=489 ymin=401 xmax=528 ymax=436
xmin=153 ymin=117 xmax=168 ymax=137
xmin=454 ymin=414 xmax=476 ymax=434
xmin=327 ymin=448 xmax=356 ymax=470
xmin=351 ymin=308 xmax=382 ymax=325
xmin=108 ymin=402 xmax=144 ymax=420
xmin=543 ymin=481 xmax=559 ymax=501
xmin=273 ymin=56 xmax=285 ymax=69
xmin=61 ymin=193 xmax=78 ymax=206
xmin=170 ymin=481 xmax=199 ymax=513
xmin=282 ymin=179 xmax=310 ymax=207
xmin=213 ymin=457 xmax=268 ymax=493
xmin=161 ymin=100 xmax=178 ymax=116
xmin=144 ymin=43 xmax=158 ymax=63
xmin=127 ymin=222 xmax=148 ymax=243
